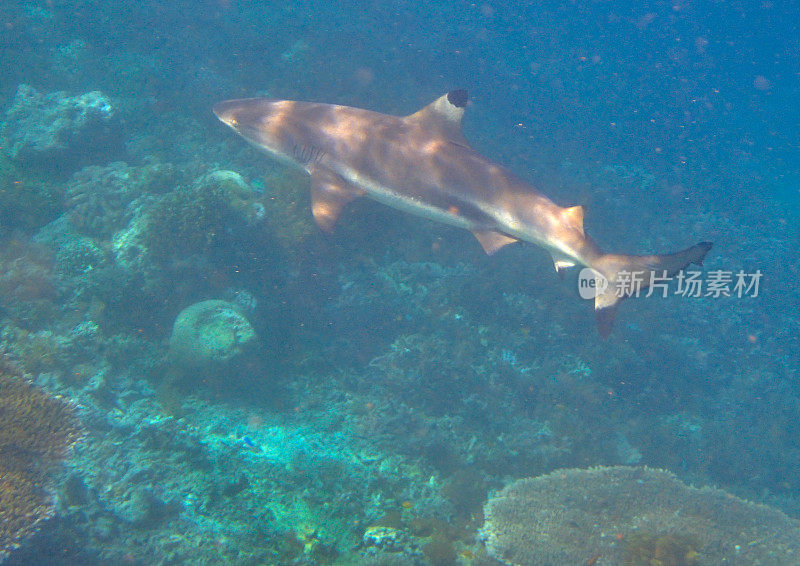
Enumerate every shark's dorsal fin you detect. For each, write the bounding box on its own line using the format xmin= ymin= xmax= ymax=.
xmin=310 ymin=167 xmax=365 ymax=233
xmin=405 ymin=90 xmax=470 ymax=146
xmin=472 ymin=229 xmax=518 ymax=255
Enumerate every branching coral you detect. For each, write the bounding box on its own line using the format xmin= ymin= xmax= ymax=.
xmin=481 ymin=466 xmax=800 ymax=566
xmin=0 ymin=367 xmax=82 ymax=560
xmin=0 ymin=372 xmax=81 ymax=459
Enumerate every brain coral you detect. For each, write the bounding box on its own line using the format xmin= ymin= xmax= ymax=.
xmin=480 ymin=466 xmax=800 ymax=566
xmin=169 ymin=300 xmax=257 ymax=366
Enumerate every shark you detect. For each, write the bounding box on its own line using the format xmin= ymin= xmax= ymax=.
xmin=214 ymin=90 xmax=712 ymax=336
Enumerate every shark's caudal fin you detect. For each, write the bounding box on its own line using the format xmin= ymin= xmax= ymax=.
xmin=591 ymin=241 xmax=713 ymax=337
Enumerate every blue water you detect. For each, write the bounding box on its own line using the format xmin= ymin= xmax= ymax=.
xmin=0 ymin=1 xmax=798 ymax=564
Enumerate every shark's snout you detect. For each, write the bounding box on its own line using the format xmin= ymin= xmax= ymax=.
xmin=213 ymin=100 xmax=241 ymax=127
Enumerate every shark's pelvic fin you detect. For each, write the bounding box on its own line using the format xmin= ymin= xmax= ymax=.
xmin=405 ymin=90 xmax=470 ymax=147
xmin=549 ymin=250 xmax=576 ymax=278
xmin=472 ymin=230 xmax=518 ymax=255
xmin=310 ymin=167 xmax=365 ymax=233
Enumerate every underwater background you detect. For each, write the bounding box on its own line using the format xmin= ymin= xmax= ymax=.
xmin=0 ymin=0 xmax=798 ymax=564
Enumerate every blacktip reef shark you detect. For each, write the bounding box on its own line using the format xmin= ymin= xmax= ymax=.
xmin=214 ymin=90 xmax=712 ymax=336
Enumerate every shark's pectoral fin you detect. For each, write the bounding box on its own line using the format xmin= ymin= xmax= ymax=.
xmin=310 ymin=168 xmax=365 ymax=233
xmin=472 ymin=230 xmax=518 ymax=255
xmin=405 ymin=90 xmax=470 ymax=147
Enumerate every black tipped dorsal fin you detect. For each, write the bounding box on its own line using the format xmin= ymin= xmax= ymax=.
xmin=405 ymin=90 xmax=469 ymax=146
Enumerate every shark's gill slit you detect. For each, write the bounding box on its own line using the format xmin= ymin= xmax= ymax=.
xmin=292 ymin=143 xmax=324 ymax=165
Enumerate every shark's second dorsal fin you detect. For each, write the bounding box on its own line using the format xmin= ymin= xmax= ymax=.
xmin=405 ymin=90 xmax=470 ymax=146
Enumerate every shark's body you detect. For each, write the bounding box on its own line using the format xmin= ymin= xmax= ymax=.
xmin=214 ymin=90 xmax=711 ymax=335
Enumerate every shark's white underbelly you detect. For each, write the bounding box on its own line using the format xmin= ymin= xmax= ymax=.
xmin=338 ymin=166 xmax=481 ymax=231
xmin=336 ymin=162 xmax=564 ymax=257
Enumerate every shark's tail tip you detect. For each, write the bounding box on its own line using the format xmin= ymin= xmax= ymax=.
xmin=694 ymin=241 xmax=714 ymax=265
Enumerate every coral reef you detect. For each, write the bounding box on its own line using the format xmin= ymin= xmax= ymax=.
xmin=0 ymin=366 xmax=82 ymax=561
xmin=0 ymin=85 xmax=122 ymax=176
xmin=0 ymin=8 xmax=796 ymax=566
xmin=480 ymin=466 xmax=800 ymax=566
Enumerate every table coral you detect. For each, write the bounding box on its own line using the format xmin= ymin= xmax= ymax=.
xmin=481 ymin=466 xmax=800 ymax=566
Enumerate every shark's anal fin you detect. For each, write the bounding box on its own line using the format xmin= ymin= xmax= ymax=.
xmin=472 ymin=230 xmax=518 ymax=255
xmin=310 ymin=167 xmax=365 ymax=233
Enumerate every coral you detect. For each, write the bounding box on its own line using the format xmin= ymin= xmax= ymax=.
xmin=194 ymin=170 xmax=264 ymax=226
xmin=11 ymin=330 xmax=65 ymax=375
xmin=0 ymin=468 xmax=53 ymax=561
xmin=361 ymin=526 xmax=423 ymax=561
xmin=0 ymin=368 xmax=82 ymax=561
xmin=140 ymin=181 xmax=236 ymax=261
xmin=168 ymin=300 xmax=257 ymax=366
xmin=54 ymin=235 xmax=108 ymax=277
xmin=624 ymin=532 xmax=700 ymax=566
xmin=0 ymin=370 xmax=81 ymax=459
xmin=440 ymin=468 xmax=488 ymax=516
xmin=421 ymin=535 xmax=457 ymax=566
xmin=258 ymin=168 xmax=315 ymax=251
xmin=0 ymin=84 xmax=122 ymax=176
xmin=0 ymin=154 xmax=63 ymax=233
xmin=365 ymin=332 xmax=486 ymax=417
xmin=0 ymin=239 xmax=60 ymax=327
xmin=65 ymin=161 xmax=179 ymax=239
xmin=480 ymin=466 xmax=800 ymax=566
